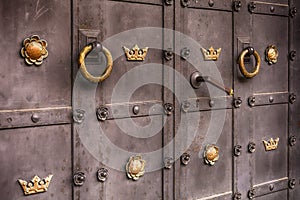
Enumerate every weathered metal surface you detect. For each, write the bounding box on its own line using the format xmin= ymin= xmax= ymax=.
xmin=0 ymin=125 xmax=72 ymax=199
xmin=247 ymin=92 xmax=289 ymax=107
xmin=0 ymin=107 xmax=71 ymax=129
xmin=248 ymin=1 xmax=289 ymax=16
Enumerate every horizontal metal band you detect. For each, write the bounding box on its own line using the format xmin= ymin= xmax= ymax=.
xmin=98 ymin=100 xmax=164 ymax=120
xmin=253 ymin=177 xmax=288 ymax=197
xmin=181 ymin=96 xmax=232 ymax=112
xmin=110 ymin=0 xmax=163 ymax=6
xmin=188 ymin=0 xmax=232 ymax=11
xmin=197 ymin=191 xmax=232 ymax=200
xmin=0 ymin=106 xmax=72 ymax=129
xmin=249 ymin=1 xmax=289 ymax=16
xmin=248 ymin=92 xmax=289 ymax=107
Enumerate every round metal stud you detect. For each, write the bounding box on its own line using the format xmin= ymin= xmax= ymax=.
xmin=73 ymin=109 xmax=85 ymax=124
xmin=269 ymin=96 xmax=274 ymax=103
xmin=248 ymin=96 xmax=256 ymax=107
xmin=165 ymin=0 xmax=173 ymax=5
xmin=290 ymin=7 xmax=297 ymax=18
xmin=208 ymin=0 xmax=214 ymax=7
xmin=289 ymin=50 xmax=296 ymax=61
xmin=248 ymin=188 xmax=256 ymax=199
xmin=204 ymin=144 xmax=219 ymax=166
xmin=209 ymin=100 xmax=215 ymax=108
xmin=97 ymin=168 xmax=109 ymax=182
xmin=180 ymin=47 xmax=190 ymax=60
xmin=248 ymin=142 xmax=256 ymax=153
xmin=164 ymin=103 xmax=174 ymax=115
xmin=248 ymin=2 xmax=256 ymax=13
xmin=234 ymin=145 xmax=242 ymax=156
xmin=269 ymin=184 xmax=275 ymax=191
xmin=270 ymin=6 xmax=275 ymax=13
xmin=289 ymin=93 xmax=296 ymax=104
xmin=31 ymin=113 xmax=40 ymax=123
xmin=233 ymin=192 xmax=242 ymax=200
xmin=132 ymin=105 xmax=140 ymax=115
xmin=181 ymin=0 xmax=190 ymax=7
xmin=164 ymin=157 xmax=174 ymax=169
xmin=181 ymin=153 xmax=191 ymax=165
xmin=181 ymin=101 xmax=191 ymax=113
xmin=289 ymin=178 xmax=296 ymax=189
xmin=164 ymin=48 xmax=173 ymax=61
xmin=289 ymin=136 xmax=296 ymax=146
xmin=233 ymin=97 xmax=242 ymax=108
xmin=73 ymin=171 xmax=86 ymax=186
xmin=96 ymin=107 xmax=109 ymax=121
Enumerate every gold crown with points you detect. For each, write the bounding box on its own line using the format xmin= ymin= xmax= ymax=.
xmin=201 ymin=47 xmax=221 ymax=61
xmin=263 ymin=137 xmax=279 ymax=151
xmin=123 ymin=44 xmax=148 ymax=61
xmin=18 ymin=174 xmax=53 ymax=195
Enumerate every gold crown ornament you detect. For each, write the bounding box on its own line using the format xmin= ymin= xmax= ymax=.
xmin=123 ymin=44 xmax=148 ymax=61
xmin=18 ymin=174 xmax=53 ymax=195
xmin=201 ymin=47 xmax=221 ymax=61
xmin=263 ymin=137 xmax=279 ymax=151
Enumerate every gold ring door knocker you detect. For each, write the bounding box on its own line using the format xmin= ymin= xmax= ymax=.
xmin=78 ymin=41 xmax=113 ymax=83
xmin=238 ymin=47 xmax=261 ymax=79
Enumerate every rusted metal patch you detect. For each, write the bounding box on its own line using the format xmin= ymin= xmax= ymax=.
xmin=248 ymin=1 xmax=289 ymax=16
xmin=97 ymin=100 xmax=164 ymax=120
xmin=252 ymin=177 xmax=288 ymax=198
xmin=0 ymin=106 xmax=71 ymax=129
xmin=181 ymin=96 xmax=232 ymax=113
xmin=247 ymin=92 xmax=289 ymax=107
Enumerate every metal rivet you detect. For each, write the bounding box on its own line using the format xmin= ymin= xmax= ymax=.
xmin=73 ymin=171 xmax=86 ymax=186
xmin=181 ymin=101 xmax=190 ymax=112
xmin=269 ymin=96 xmax=274 ymax=103
xmin=233 ymin=97 xmax=242 ymax=108
xmin=180 ymin=47 xmax=190 ymax=60
xmin=270 ymin=6 xmax=275 ymax=12
xmin=164 ymin=103 xmax=174 ymax=115
xmin=208 ymin=0 xmax=214 ymax=7
xmin=97 ymin=168 xmax=109 ymax=182
xmin=248 ymin=142 xmax=256 ymax=153
xmin=209 ymin=100 xmax=215 ymax=107
xmin=164 ymin=157 xmax=174 ymax=169
xmin=181 ymin=153 xmax=191 ymax=165
xmin=7 ymin=117 xmax=12 ymax=123
xmin=31 ymin=113 xmax=40 ymax=123
xmin=96 ymin=107 xmax=109 ymax=121
xmin=289 ymin=136 xmax=297 ymax=146
xmin=234 ymin=145 xmax=242 ymax=156
xmin=73 ymin=109 xmax=85 ymax=124
xmin=269 ymin=184 xmax=274 ymax=191
xmin=132 ymin=105 xmax=140 ymax=115
xmin=248 ymin=96 xmax=255 ymax=107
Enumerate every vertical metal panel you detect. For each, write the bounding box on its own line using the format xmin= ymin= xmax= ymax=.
xmin=0 ymin=125 xmax=72 ymax=200
xmin=0 ymin=0 xmax=71 ymax=110
xmin=177 ymin=110 xmax=232 ymax=199
xmin=252 ymin=105 xmax=288 ymax=185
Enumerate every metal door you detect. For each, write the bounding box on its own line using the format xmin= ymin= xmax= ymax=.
xmin=0 ymin=0 xmax=72 ymax=199
xmin=1 ymin=0 xmax=300 ymax=200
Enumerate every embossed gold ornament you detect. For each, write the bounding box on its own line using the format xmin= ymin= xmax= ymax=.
xmin=21 ymin=35 xmax=48 ymax=66
xmin=204 ymin=144 xmax=219 ymax=166
xmin=78 ymin=42 xmax=113 ymax=83
xmin=263 ymin=137 xmax=279 ymax=151
xmin=201 ymin=47 xmax=221 ymax=61
xmin=18 ymin=174 xmax=53 ymax=195
xmin=265 ymin=45 xmax=278 ymax=65
xmin=126 ymin=155 xmax=145 ymax=181
xmin=123 ymin=45 xmax=148 ymax=61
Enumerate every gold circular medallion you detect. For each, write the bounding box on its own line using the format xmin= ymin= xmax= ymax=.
xmin=126 ymin=155 xmax=145 ymax=181
xmin=204 ymin=144 xmax=219 ymax=166
xmin=21 ymin=35 xmax=48 ymax=66
xmin=265 ymin=44 xmax=278 ymax=65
